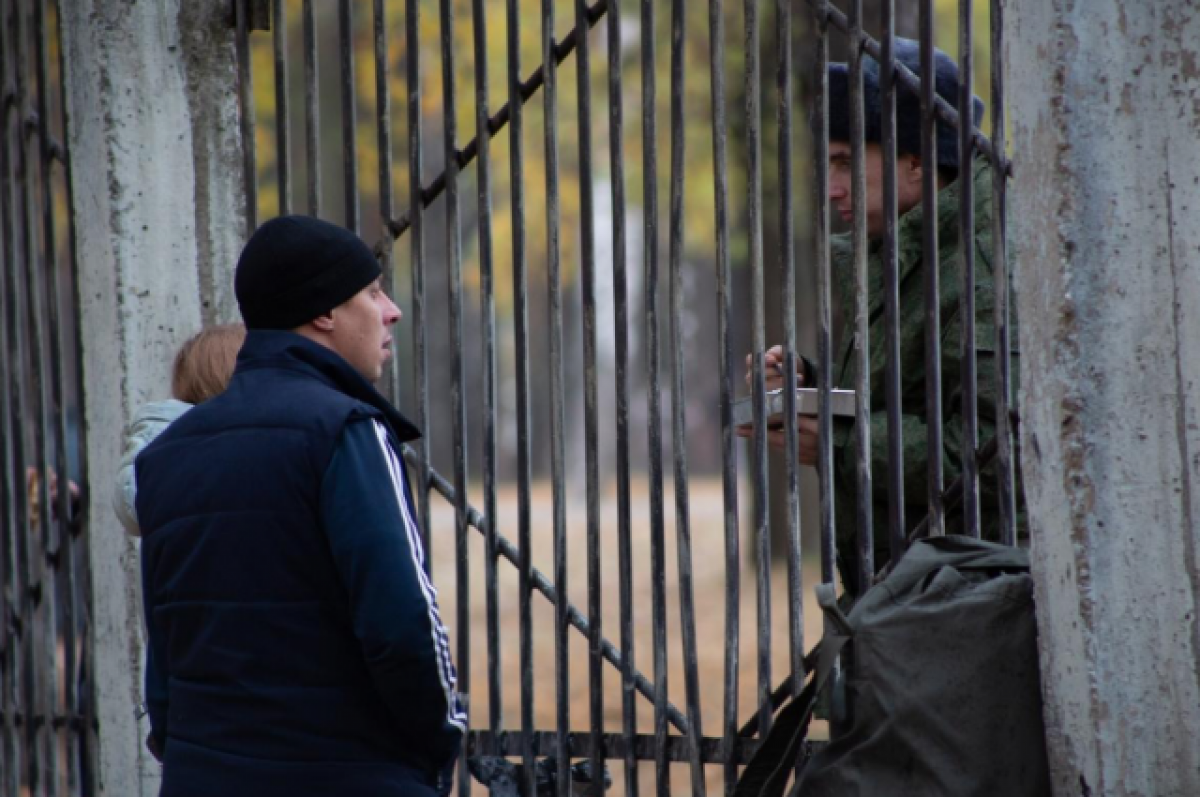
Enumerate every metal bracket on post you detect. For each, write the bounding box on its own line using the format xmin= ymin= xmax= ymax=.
xmin=228 ymin=0 xmax=270 ymax=31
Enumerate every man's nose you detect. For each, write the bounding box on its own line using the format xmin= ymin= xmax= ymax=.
xmin=829 ymin=180 xmax=847 ymax=200
xmin=384 ymin=294 xmax=402 ymax=324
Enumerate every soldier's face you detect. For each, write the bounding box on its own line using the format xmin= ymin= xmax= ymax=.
xmin=828 ymin=142 xmax=924 ymax=239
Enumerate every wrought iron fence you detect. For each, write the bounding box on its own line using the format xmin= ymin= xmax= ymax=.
xmin=0 ymin=0 xmax=93 ymax=795
xmin=232 ymin=0 xmax=1013 ymax=795
xmin=0 ymin=0 xmax=1015 ymax=794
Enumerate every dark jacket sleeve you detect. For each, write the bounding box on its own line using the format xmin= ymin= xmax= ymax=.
xmin=320 ymin=418 xmax=466 ymax=768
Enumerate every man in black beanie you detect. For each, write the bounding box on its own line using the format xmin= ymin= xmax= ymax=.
xmin=136 ymin=215 xmax=465 ymax=796
xmin=744 ymin=39 xmax=1021 ymax=594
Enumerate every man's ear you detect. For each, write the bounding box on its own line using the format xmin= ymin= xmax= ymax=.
xmin=904 ymin=153 xmax=924 ymax=187
xmin=308 ymin=312 xmax=336 ymax=334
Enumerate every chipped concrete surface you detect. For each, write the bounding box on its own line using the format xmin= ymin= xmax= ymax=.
xmin=1008 ymin=1 xmax=1200 ymax=794
xmin=60 ymin=1 xmax=244 ymax=792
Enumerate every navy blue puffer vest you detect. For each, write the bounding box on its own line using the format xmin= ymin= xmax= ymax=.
xmin=136 ymin=331 xmax=444 ymax=797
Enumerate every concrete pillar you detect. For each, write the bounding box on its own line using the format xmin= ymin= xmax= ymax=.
xmin=1007 ymin=2 xmax=1200 ymax=795
xmin=59 ymin=1 xmax=246 ymax=793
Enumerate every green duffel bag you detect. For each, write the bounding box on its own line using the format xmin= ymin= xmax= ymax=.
xmin=735 ymin=535 xmax=1052 ymax=797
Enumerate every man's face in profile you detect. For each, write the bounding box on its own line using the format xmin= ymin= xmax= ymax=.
xmin=827 ymin=140 xmax=925 ymax=239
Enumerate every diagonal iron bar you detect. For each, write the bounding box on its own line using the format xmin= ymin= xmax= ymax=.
xmin=401 ymin=446 xmax=693 ymax=736
xmin=373 ymin=0 xmax=609 ymax=258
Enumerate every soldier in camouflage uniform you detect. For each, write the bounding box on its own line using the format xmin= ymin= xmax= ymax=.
xmin=745 ymin=39 xmax=1020 ymax=595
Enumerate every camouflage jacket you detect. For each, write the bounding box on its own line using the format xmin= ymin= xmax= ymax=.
xmin=827 ymin=158 xmax=1021 ymax=580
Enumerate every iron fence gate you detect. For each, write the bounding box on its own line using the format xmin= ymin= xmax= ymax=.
xmin=0 ymin=0 xmax=93 ymax=795
xmin=0 ymin=0 xmax=1015 ymax=794
xmin=233 ymin=0 xmax=1013 ymax=795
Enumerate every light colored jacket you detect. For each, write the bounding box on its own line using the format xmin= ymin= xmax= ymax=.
xmin=112 ymin=399 xmax=192 ymax=536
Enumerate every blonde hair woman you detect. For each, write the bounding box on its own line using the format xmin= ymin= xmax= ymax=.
xmin=112 ymin=324 xmax=245 ymax=535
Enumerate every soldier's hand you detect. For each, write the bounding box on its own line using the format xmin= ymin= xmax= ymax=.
xmin=765 ymin=416 xmax=820 ymax=466
xmin=743 ymin=345 xmax=804 ymax=392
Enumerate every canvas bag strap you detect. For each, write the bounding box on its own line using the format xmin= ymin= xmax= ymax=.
xmin=733 ymin=585 xmax=851 ymax=797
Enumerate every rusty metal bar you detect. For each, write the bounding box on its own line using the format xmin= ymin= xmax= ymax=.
xmin=468 ymin=0 xmax=503 ymax=741
xmin=920 ymin=0 xmax=945 ymax=539
xmin=605 ymin=0 xmax=638 ymax=792
xmin=641 ymin=0 xmax=669 ymax=790
xmin=666 ymin=0 xmax=704 ymax=791
xmin=339 ymin=0 xmax=359 ymax=232
xmin=540 ymin=0 xmax=570 ymax=790
xmin=991 ymin=0 xmax=1016 ymax=546
xmin=959 ymin=0 xmax=981 ymax=537
xmin=51 ymin=0 xmax=93 ymax=787
xmin=405 ymin=0 xmax=431 ymax=558
xmin=813 ymin=0 xmax=837 ymax=596
xmin=706 ymin=0 xmax=739 ymax=790
xmin=504 ymin=0 xmax=536 ymax=792
xmin=12 ymin=1 xmax=53 ymax=786
xmin=435 ymin=0 xmax=470 ymax=794
xmin=774 ymin=0 xmax=804 ymax=710
xmin=373 ymin=0 xmax=397 ymax=404
xmin=744 ymin=0 xmax=772 ymax=741
xmin=572 ymin=0 xmax=606 ymax=792
xmin=848 ymin=0 xmax=875 ymax=595
xmin=34 ymin=0 xmax=74 ymax=789
xmin=302 ymin=0 xmax=321 ymax=215
xmin=880 ymin=0 xmax=905 ymax=564
xmin=0 ymin=3 xmax=24 ymax=791
xmin=235 ymin=0 xmax=258 ymax=229
xmin=272 ymin=0 xmax=291 ymax=215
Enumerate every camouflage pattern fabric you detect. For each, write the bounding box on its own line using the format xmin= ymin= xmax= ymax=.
xmin=827 ymin=158 xmax=1023 ymax=588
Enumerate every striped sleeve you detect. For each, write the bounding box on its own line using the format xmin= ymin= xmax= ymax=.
xmin=320 ymin=418 xmax=466 ymax=765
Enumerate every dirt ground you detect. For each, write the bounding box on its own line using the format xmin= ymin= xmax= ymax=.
xmin=427 ymin=476 xmax=830 ymax=796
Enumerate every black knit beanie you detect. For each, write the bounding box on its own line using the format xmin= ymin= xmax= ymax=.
xmin=234 ymin=215 xmax=382 ymax=331
xmin=826 ymin=38 xmax=984 ymax=170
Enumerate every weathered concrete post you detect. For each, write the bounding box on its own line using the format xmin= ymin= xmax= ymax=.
xmin=1007 ymin=2 xmax=1200 ymax=794
xmin=59 ymin=1 xmax=246 ymax=793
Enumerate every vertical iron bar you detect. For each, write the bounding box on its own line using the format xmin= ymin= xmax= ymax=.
xmin=374 ymin=0 xmax=397 ymax=403
xmin=273 ymin=0 xmax=291 ymax=216
xmin=303 ymin=0 xmax=321 ymax=216
xmin=641 ymin=0 xmax=669 ymax=791
xmin=339 ymin=0 xmax=359 ymax=232
xmin=505 ymin=0 xmax=536 ymax=793
xmin=848 ymin=0 xmax=875 ymax=593
xmin=606 ymin=0 xmax=638 ymax=792
xmin=814 ymin=0 xmax=837 ymax=594
xmin=667 ymin=0 xmax=704 ymax=792
xmin=14 ymin=0 xmax=52 ymax=787
xmin=744 ymin=0 xmax=772 ymax=738
xmin=436 ymin=1 xmax=469 ymax=795
xmin=406 ymin=0 xmax=432 ymax=557
xmin=919 ymin=0 xmax=943 ymax=537
xmin=235 ymin=0 xmax=258 ymax=229
xmin=958 ymin=0 xmax=980 ymax=537
xmin=52 ymin=2 xmax=92 ymax=785
xmin=34 ymin=0 xmax=72 ymax=789
xmin=990 ymin=0 xmax=1016 ymax=546
xmin=470 ymin=0 xmax=502 ymax=737
xmin=574 ymin=0 xmax=605 ymax=787
xmin=0 ymin=3 xmax=22 ymax=790
xmin=880 ymin=0 xmax=905 ymax=564
xmin=774 ymin=0 xmax=804 ymax=702
xmin=541 ymin=1 xmax=570 ymax=791
xmin=707 ymin=0 xmax=740 ymax=790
